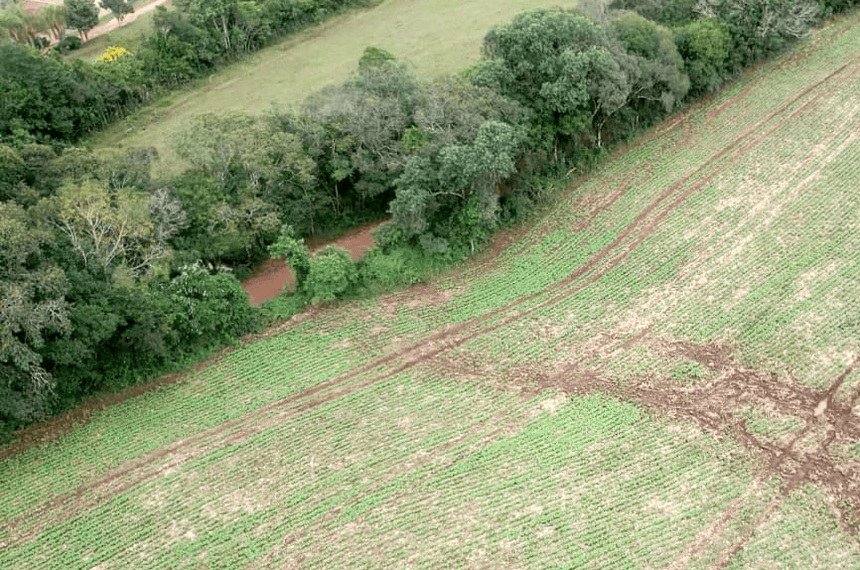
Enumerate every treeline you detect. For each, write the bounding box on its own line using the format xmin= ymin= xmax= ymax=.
xmin=1 ymin=0 xmax=858 ymax=434
xmin=0 ymin=0 xmax=380 ymax=147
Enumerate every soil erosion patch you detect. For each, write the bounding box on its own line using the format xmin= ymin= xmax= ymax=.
xmin=242 ymin=219 xmax=386 ymax=305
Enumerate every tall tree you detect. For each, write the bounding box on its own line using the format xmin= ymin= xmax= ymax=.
xmin=99 ymin=0 xmax=134 ymax=25
xmin=0 ymin=5 xmax=47 ymax=46
xmin=64 ymin=0 xmax=98 ymax=41
xmin=472 ymin=8 xmax=623 ymax=157
xmin=178 ymin=0 xmax=238 ymax=54
xmin=39 ymin=5 xmax=67 ymax=40
xmin=609 ymin=11 xmax=690 ymax=130
xmin=390 ymin=119 xmax=523 ymax=252
xmin=0 ymin=202 xmax=69 ymax=422
xmin=38 ymin=179 xmax=168 ymax=277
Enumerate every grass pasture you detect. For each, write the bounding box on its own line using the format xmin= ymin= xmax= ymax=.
xmin=2 ymin=8 xmax=860 ymax=569
xmin=89 ymin=0 xmax=579 ymax=175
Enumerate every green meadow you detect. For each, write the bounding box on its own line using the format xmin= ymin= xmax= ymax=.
xmin=88 ymin=0 xmax=579 ymax=175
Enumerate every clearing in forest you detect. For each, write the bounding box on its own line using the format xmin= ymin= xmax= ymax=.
xmin=2 ymin=9 xmax=860 ymax=569
xmin=89 ymin=0 xmax=579 ymax=175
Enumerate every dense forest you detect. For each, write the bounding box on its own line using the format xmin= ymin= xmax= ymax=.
xmin=0 ymin=0 xmax=856 ymax=434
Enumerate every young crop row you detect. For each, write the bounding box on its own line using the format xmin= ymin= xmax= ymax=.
xmin=264 ymin=394 xmax=759 ymax=568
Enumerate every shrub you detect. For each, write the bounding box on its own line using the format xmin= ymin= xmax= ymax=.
xmin=304 ymin=245 xmax=358 ymax=303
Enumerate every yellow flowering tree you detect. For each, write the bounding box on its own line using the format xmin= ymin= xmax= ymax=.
xmin=97 ymin=46 xmax=132 ymax=63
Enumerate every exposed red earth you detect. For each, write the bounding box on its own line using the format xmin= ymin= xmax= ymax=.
xmin=241 ymin=219 xmax=388 ymax=305
xmin=2 ymin=13 xmax=859 ymax=567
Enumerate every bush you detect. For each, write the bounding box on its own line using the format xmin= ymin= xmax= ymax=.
xmin=304 ymin=246 xmax=358 ymax=303
xmin=359 ymin=249 xmax=407 ymax=289
xmin=56 ymin=35 xmax=83 ymax=53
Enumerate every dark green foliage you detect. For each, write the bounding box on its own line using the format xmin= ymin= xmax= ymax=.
xmin=268 ymin=224 xmax=311 ymax=286
xmin=0 ymin=202 xmax=70 ymax=422
xmin=358 ymin=242 xmax=433 ymax=291
xmin=64 ymin=0 xmax=98 ymax=39
xmin=55 ymin=35 xmax=82 ymax=54
xmin=610 ymin=12 xmax=689 ymax=128
xmin=475 ymin=9 xmax=609 ymax=119
xmin=164 ymin=263 xmax=256 ymax=351
xmin=0 ymin=44 xmax=116 ymax=145
xmin=0 ymin=144 xmax=24 ymax=201
xmin=358 ymin=46 xmax=396 ymax=72
xmin=389 ymin=119 xmax=523 ymax=254
xmin=608 ymin=0 xmax=697 ymax=26
xmin=694 ymin=0 xmax=821 ymax=71
xmin=472 ymin=8 xmax=626 ymax=157
xmin=674 ymin=18 xmax=732 ymax=94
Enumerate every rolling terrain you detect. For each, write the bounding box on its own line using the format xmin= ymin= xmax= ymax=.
xmin=2 ymin=8 xmax=860 ymax=568
xmin=89 ymin=0 xmax=579 ymax=175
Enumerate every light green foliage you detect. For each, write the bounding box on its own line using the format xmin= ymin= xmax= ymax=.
xmin=99 ymin=0 xmax=134 ymax=24
xmin=670 ymin=360 xmax=706 ymax=382
xmin=305 ymin=245 xmax=358 ymax=303
xmin=0 ymin=4 xmax=46 ymax=46
xmin=39 ymin=179 xmax=161 ymax=276
xmin=171 ymin=113 xmax=313 ymax=257
xmin=172 ymin=112 xmax=313 ymax=185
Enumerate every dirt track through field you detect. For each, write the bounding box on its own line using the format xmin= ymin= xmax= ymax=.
xmin=3 ymin=53 xmax=856 ymax=558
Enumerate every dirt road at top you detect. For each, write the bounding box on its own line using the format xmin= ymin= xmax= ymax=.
xmin=23 ymin=0 xmax=170 ymax=43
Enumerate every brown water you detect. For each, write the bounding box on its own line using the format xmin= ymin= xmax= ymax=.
xmin=242 ymin=220 xmax=388 ymax=305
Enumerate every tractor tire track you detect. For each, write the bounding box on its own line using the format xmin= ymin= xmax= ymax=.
xmin=0 ymin=50 xmax=849 ymax=549
xmin=663 ymin=356 xmax=860 ymax=569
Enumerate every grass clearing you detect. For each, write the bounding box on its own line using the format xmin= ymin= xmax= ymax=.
xmin=60 ymin=0 xmax=167 ymax=62
xmin=2 ymin=7 xmax=860 ymax=568
xmin=88 ymin=0 xmax=578 ymax=175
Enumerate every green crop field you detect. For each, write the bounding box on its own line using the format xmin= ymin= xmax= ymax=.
xmin=89 ymin=0 xmax=579 ymax=175
xmin=3 ymin=8 xmax=860 ymax=569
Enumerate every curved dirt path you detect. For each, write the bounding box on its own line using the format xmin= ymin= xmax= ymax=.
xmin=84 ymin=0 xmax=171 ymax=41
xmin=242 ymin=219 xmax=387 ymax=306
xmin=24 ymin=0 xmax=170 ymax=43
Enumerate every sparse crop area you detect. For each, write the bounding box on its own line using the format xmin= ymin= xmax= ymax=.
xmin=2 ymin=6 xmax=859 ymax=567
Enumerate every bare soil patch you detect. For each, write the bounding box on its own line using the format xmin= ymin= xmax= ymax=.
xmin=242 ymin=219 xmax=387 ymax=305
xmin=4 ymin=30 xmax=857 ymax=565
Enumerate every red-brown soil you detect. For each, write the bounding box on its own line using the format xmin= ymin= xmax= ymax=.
xmin=3 ymin=33 xmax=858 ymax=566
xmin=241 ymin=219 xmax=387 ymax=305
